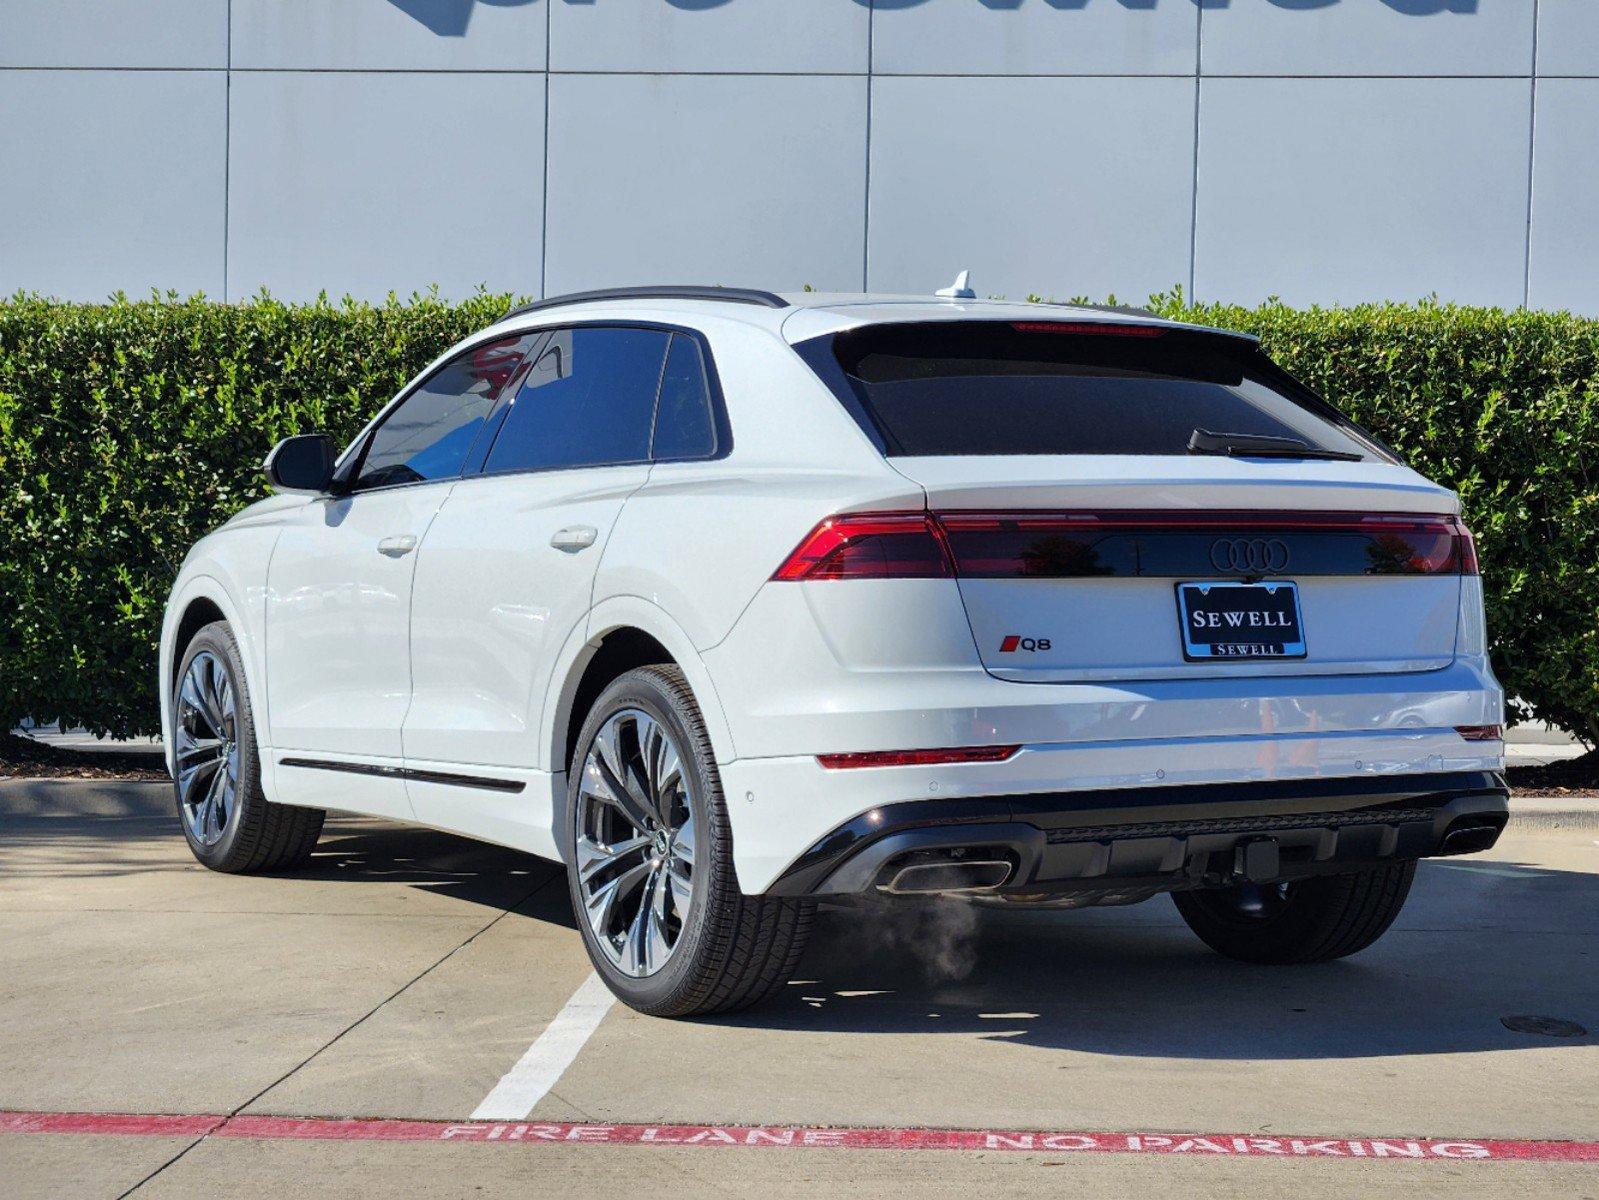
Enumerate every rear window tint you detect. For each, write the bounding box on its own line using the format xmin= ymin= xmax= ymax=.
xmin=798 ymin=321 xmax=1379 ymax=460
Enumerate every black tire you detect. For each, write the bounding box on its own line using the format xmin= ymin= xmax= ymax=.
xmin=1172 ymin=861 xmax=1416 ymax=964
xmin=564 ymin=665 xmax=813 ymax=1017
xmin=172 ymin=621 xmax=324 ymax=873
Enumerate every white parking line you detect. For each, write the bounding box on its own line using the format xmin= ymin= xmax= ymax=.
xmin=471 ymin=972 xmax=616 ymax=1121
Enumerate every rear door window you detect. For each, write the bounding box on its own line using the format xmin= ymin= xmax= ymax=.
xmin=798 ymin=321 xmax=1379 ymax=460
xmin=482 ymin=326 xmax=670 ymax=474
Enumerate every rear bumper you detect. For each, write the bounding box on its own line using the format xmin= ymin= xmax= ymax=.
xmin=764 ymin=771 xmax=1509 ymax=898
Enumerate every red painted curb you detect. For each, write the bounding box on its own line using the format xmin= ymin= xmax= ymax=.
xmin=3 ymin=1112 xmax=1597 ymax=1162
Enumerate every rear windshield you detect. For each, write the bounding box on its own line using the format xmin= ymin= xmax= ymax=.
xmin=795 ymin=320 xmax=1382 ymax=460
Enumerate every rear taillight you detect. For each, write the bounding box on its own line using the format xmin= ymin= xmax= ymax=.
xmin=772 ymin=512 xmax=952 ymax=581
xmin=1455 ymin=725 xmax=1503 ymax=742
xmin=817 ymin=745 xmax=1020 ymax=770
xmin=1456 ymin=523 xmax=1481 ymax=576
xmin=777 ymin=510 xmax=1478 ymax=580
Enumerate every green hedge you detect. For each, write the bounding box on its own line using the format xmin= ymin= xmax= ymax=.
xmin=2 ymin=291 xmax=1596 ymax=745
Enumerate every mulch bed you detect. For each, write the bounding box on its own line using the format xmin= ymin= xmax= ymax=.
xmin=3 ymin=732 xmax=1596 ymax=796
xmin=0 ymin=733 xmax=169 ymax=782
xmin=1507 ymin=750 xmax=1599 ymax=798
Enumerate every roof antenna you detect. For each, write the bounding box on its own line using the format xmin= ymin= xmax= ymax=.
xmin=935 ymin=270 xmax=976 ymax=300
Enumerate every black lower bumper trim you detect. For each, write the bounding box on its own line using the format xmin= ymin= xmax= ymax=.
xmin=765 ymin=771 xmax=1508 ymax=898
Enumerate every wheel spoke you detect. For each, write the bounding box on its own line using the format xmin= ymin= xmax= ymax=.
xmin=198 ymin=656 xmax=229 ymax=735
xmin=588 ymin=726 xmax=657 ymax=834
xmin=585 ymin=858 xmax=651 ymax=941
xmin=624 ymin=867 xmax=670 ymax=975
xmin=177 ymin=752 xmax=221 ymax=807
xmin=576 ymin=833 xmax=650 ymax=889
xmin=618 ymin=716 xmax=662 ymax=828
xmin=667 ymin=862 xmax=692 ymax=917
xmin=647 ymin=734 xmax=683 ymax=825
xmin=174 ymin=728 xmax=223 ymax=773
xmin=670 ymin=814 xmax=695 ymax=867
xmin=217 ymin=673 xmax=236 ymax=742
xmin=205 ymin=759 xmax=230 ymax=839
xmin=179 ymin=668 xmax=217 ymax=739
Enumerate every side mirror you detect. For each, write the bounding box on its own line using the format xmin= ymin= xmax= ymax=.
xmin=264 ymin=434 xmax=336 ymax=494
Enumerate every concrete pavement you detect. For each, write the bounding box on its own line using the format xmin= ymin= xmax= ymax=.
xmin=2 ymin=779 xmax=1595 ymax=1197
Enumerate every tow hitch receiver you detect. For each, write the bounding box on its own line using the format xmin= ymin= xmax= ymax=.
xmin=1234 ymin=838 xmax=1281 ymax=883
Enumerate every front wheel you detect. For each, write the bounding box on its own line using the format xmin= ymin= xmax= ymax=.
xmin=1172 ymin=861 xmax=1416 ymax=964
xmin=565 ymin=665 xmax=813 ymax=1017
xmin=172 ymin=620 xmax=324 ymax=873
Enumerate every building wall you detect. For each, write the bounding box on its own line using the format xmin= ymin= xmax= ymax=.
xmin=1 ymin=0 xmax=1593 ymax=312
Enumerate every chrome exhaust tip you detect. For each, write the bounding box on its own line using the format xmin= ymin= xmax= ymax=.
xmin=882 ymin=859 xmax=1013 ymax=895
xmin=1438 ymin=819 xmax=1504 ymax=857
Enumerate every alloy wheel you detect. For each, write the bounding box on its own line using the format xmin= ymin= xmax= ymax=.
xmin=174 ymin=650 xmax=240 ymax=847
xmin=575 ymin=708 xmax=696 ymax=977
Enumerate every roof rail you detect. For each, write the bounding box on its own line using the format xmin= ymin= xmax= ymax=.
xmin=502 ymin=285 xmax=789 ymax=321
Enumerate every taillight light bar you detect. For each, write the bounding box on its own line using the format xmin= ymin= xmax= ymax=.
xmin=817 ymin=745 xmax=1021 ymax=770
xmin=773 ymin=510 xmax=1479 ymax=580
xmin=771 ymin=512 xmax=952 ymax=581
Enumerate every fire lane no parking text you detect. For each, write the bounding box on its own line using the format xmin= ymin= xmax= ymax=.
xmin=4 ymin=1112 xmax=1598 ymax=1164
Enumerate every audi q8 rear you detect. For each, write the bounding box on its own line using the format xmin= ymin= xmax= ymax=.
xmin=680 ymin=294 xmax=1507 ymax=1008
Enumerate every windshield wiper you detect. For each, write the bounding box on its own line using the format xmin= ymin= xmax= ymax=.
xmin=1187 ymin=428 xmax=1364 ymax=462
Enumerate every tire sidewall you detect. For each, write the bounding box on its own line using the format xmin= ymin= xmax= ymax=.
xmin=173 ymin=622 xmax=262 ymax=869
xmin=563 ymin=668 xmax=723 ymax=1011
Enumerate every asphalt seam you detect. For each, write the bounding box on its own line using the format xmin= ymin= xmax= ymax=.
xmin=115 ymin=868 xmax=563 ymax=1196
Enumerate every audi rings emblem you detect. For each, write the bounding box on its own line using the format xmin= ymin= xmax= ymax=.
xmin=1209 ymin=537 xmax=1291 ymax=574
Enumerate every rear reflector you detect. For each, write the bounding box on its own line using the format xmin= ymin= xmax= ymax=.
xmin=1454 ymin=725 xmax=1504 ymax=742
xmin=774 ymin=510 xmax=1478 ymax=580
xmin=817 ymin=745 xmax=1020 ymax=770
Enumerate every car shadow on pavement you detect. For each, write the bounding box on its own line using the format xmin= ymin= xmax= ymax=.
xmin=703 ymin=859 xmax=1599 ymax=1061
xmin=300 ymin=823 xmax=572 ymax=922
xmin=0 ymin=801 xmax=573 ymax=926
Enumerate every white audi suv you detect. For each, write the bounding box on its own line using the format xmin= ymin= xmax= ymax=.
xmin=160 ymin=285 xmax=1508 ymax=1016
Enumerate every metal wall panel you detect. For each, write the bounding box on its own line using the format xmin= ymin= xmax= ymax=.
xmin=0 ymin=71 xmax=226 ymax=299
xmin=871 ymin=0 xmax=1196 ymax=76
xmin=543 ymin=73 xmax=867 ymax=295
xmin=867 ymin=76 xmax=1195 ymax=303
xmin=230 ymin=0 xmax=545 ymax=70
xmin=0 ymin=0 xmax=227 ymax=69
xmin=1536 ymin=0 xmax=1599 ymax=77
xmin=1201 ymin=0 xmax=1534 ymax=77
xmin=1195 ymin=77 xmax=1531 ymax=308
xmin=551 ymin=0 xmax=866 ymax=74
xmin=1528 ymin=80 xmax=1599 ymax=314
xmin=227 ymin=71 xmax=544 ymax=301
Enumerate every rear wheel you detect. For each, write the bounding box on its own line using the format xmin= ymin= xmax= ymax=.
xmin=173 ymin=621 xmax=324 ymax=873
xmin=1172 ymin=861 xmax=1416 ymax=964
xmin=565 ymin=665 xmax=813 ymax=1017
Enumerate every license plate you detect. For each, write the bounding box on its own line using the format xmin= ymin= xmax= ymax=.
xmin=1177 ymin=581 xmax=1306 ymax=660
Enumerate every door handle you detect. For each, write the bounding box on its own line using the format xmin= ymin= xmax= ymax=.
xmin=377 ymin=534 xmax=418 ymax=557
xmin=550 ymin=525 xmax=599 ymax=552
